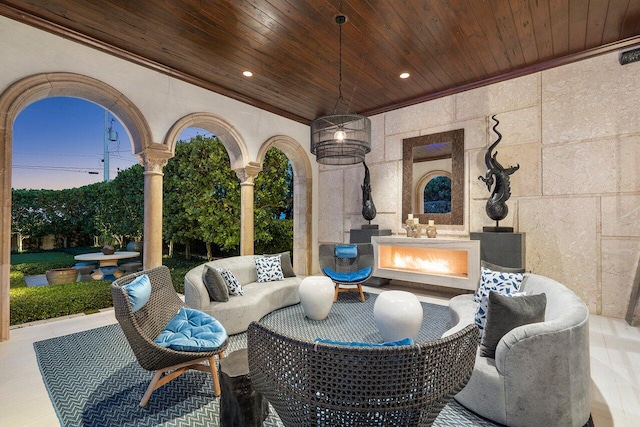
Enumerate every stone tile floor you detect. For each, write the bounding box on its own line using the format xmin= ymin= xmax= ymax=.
xmin=0 ymin=284 xmax=638 ymax=426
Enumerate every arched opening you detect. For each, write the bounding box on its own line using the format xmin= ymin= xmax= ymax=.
xmin=415 ymin=170 xmax=452 ymax=215
xmin=0 ymin=72 xmax=153 ymax=341
xmin=163 ymin=113 xmax=255 ymax=255
xmin=164 ymin=128 xmax=241 ymax=260
xmin=257 ymin=136 xmax=313 ymax=275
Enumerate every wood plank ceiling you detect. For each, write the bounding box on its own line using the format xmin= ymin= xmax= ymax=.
xmin=1 ymin=0 xmax=640 ymax=124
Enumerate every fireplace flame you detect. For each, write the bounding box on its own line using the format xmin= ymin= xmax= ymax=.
xmin=392 ymin=253 xmax=451 ymax=274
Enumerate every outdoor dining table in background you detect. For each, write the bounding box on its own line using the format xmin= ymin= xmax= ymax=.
xmin=74 ymin=251 xmax=140 ymax=280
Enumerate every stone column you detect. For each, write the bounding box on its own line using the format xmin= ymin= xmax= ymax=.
xmin=0 ymin=125 xmax=11 ymax=342
xmin=235 ymin=164 xmax=261 ymax=256
xmin=142 ymin=153 xmax=170 ymax=269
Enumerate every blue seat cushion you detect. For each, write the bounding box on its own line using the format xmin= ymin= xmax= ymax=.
xmin=335 ymin=244 xmax=358 ymax=259
xmin=322 ymin=266 xmax=372 ymax=283
xmin=154 ymin=307 xmax=228 ymax=352
xmin=315 ymin=337 xmax=414 ymax=347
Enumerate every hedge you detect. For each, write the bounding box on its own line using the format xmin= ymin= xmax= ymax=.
xmin=9 ymin=256 xmax=202 ymax=326
xmin=10 ymin=280 xmax=113 ymax=325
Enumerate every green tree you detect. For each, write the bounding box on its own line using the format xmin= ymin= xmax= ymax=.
xmin=423 ymin=175 xmax=452 ymax=213
xmin=109 ymin=164 xmax=144 ymax=244
xmin=163 ymin=135 xmax=241 ymax=259
xmin=254 ymin=148 xmax=293 ymax=254
xmin=11 ymin=190 xmax=47 ymax=252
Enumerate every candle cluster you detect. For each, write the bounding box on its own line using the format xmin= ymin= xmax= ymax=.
xmin=406 ymin=214 xmax=419 ymax=225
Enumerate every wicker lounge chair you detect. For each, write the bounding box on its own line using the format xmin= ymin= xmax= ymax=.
xmin=319 ymin=243 xmax=374 ymax=302
xmin=247 ymin=321 xmax=478 ymax=426
xmin=111 ymin=266 xmax=228 ymax=406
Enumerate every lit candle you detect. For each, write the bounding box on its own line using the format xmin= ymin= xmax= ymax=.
xmin=413 ymin=218 xmax=419 ymax=225
xmin=428 ymin=220 xmax=435 ymax=226
xmin=408 ymin=213 xmax=413 ymax=220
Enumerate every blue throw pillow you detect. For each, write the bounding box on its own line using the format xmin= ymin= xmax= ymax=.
xmin=154 ymin=307 xmax=228 ymax=352
xmin=314 ymin=337 xmax=414 ymax=347
xmin=335 ymin=244 xmax=358 ymax=259
xmin=122 ymin=274 xmax=151 ymax=312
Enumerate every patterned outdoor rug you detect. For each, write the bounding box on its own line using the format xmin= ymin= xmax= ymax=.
xmin=34 ymin=292 xmax=499 ymax=426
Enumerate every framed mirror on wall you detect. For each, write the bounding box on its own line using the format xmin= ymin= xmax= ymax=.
xmin=402 ymin=129 xmax=464 ymax=225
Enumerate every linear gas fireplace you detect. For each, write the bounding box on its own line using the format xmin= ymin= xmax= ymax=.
xmin=371 ymin=236 xmax=480 ymax=290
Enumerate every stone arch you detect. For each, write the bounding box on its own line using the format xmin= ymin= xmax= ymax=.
xmin=0 ymin=72 xmax=154 ymax=341
xmin=163 ymin=112 xmax=249 ymax=170
xmin=257 ymin=135 xmax=313 ymax=275
xmin=414 ymin=170 xmax=452 ymax=214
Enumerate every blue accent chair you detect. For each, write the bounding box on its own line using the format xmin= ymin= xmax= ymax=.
xmin=319 ymin=243 xmax=374 ymax=302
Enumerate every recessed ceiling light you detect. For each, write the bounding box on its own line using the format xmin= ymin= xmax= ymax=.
xmin=399 ymin=72 xmax=410 ymax=79
xmin=242 ymin=71 xmax=253 ymax=77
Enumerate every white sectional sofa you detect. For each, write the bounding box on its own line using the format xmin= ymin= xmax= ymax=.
xmin=184 ymin=254 xmax=302 ymax=335
xmin=444 ymin=273 xmax=591 ymax=427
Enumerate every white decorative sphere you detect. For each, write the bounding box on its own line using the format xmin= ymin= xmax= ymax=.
xmin=298 ymin=276 xmax=335 ymax=320
xmin=373 ymin=290 xmax=423 ymax=341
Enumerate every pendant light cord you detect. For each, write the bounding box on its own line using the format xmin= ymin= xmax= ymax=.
xmin=333 ymin=15 xmax=346 ymax=114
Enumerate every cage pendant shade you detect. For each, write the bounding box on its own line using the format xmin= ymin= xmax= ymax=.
xmin=310 ymin=14 xmax=371 ymax=165
xmin=311 ymin=113 xmax=371 ymax=165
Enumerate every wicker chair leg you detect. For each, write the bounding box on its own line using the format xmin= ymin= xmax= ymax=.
xmin=209 ymin=355 xmax=222 ymax=396
xmin=139 ymin=355 xmax=224 ymax=407
xmin=334 ymin=283 xmax=366 ymax=302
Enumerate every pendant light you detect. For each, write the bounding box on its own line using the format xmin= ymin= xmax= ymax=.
xmin=310 ymin=15 xmax=371 ymax=165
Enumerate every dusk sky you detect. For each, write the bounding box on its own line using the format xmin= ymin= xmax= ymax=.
xmin=12 ymin=97 xmax=204 ymax=190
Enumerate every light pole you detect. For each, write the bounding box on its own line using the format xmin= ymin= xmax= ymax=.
xmin=103 ymin=110 xmax=118 ymax=182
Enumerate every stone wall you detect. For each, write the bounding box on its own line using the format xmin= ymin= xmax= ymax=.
xmin=318 ymin=50 xmax=640 ymax=318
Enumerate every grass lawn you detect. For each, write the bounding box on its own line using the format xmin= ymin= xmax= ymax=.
xmin=11 ymin=251 xmax=77 ymax=265
xmin=9 ymin=251 xmax=202 ymax=326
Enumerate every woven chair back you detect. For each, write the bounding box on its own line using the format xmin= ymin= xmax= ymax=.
xmin=111 ymin=266 xmax=226 ymax=371
xmin=248 ymin=321 xmax=478 ymax=427
xmin=319 ymin=243 xmax=374 ymax=274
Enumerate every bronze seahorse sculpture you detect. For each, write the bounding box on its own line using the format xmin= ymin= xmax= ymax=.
xmin=478 ymin=115 xmax=519 ymax=223
xmin=361 ymin=161 xmax=377 ymax=222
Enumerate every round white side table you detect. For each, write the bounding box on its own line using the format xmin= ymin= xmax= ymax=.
xmin=373 ymin=290 xmax=423 ymax=341
xmin=298 ymin=276 xmax=335 ymax=320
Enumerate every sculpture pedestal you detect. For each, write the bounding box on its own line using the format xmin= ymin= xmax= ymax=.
xmin=470 ymin=232 xmax=525 ymax=269
xmin=350 ymin=225 xmax=391 ymax=286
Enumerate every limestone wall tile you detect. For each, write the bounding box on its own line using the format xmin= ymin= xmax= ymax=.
xmin=344 ymin=165 xmax=365 ymax=215
xmin=469 ymin=148 xmax=489 ymax=200
xmin=419 ymin=118 xmax=488 ymax=151
xmin=318 ymin=169 xmax=344 ymax=243
xmin=542 ymin=52 xmax=640 ymax=144
xmin=601 ymin=239 xmax=640 ymax=318
xmin=455 ymin=74 xmax=539 ymax=121
xmin=518 ymin=197 xmax=599 ymax=312
xmin=368 ymin=114 xmax=385 ymax=163
xmin=371 ymin=162 xmax=401 ymax=214
xmin=491 ymin=106 xmax=541 ymax=146
xmin=543 ymin=135 xmax=640 ymax=196
xmin=385 ymin=97 xmax=454 ymax=136
xmin=602 ymin=195 xmax=640 ymax=238
xmin=385 ymin=130 xmax=418 ymax=161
